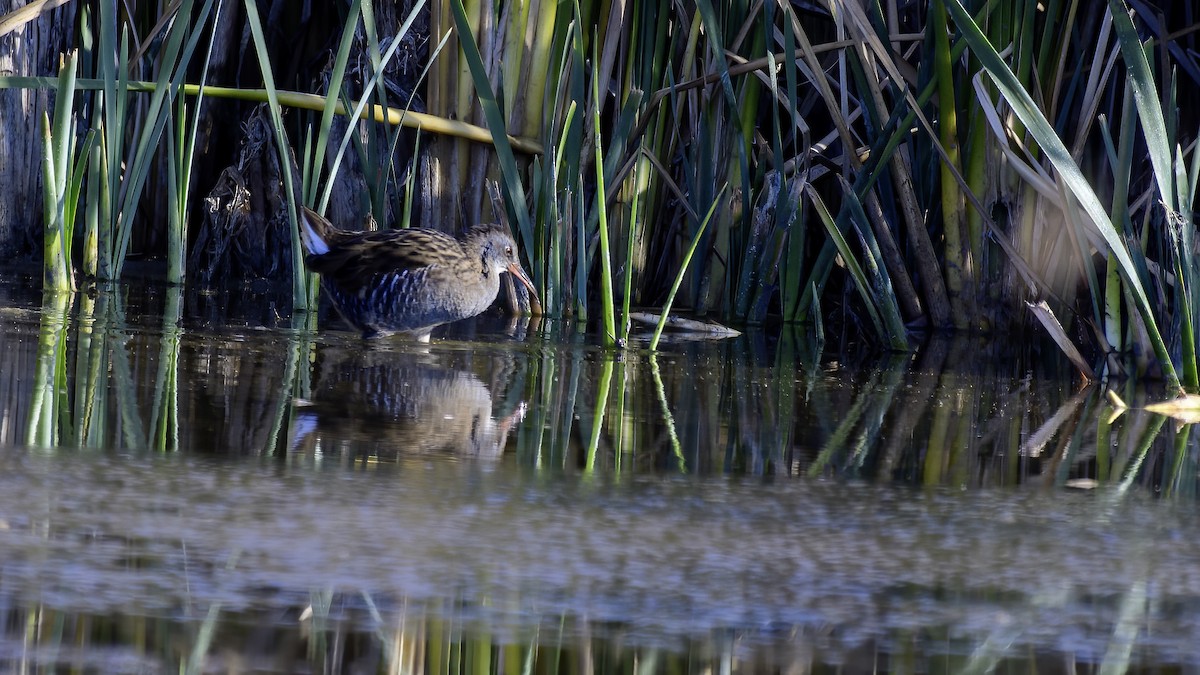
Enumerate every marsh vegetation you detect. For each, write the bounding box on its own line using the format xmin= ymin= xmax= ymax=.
xmin=0 ymin=0 xmax=1197 ymax=373
xmin=2 ymin=2 xmax=1200 ymax=671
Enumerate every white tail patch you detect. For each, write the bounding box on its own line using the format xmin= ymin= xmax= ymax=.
xmin=299 ymin=209 xmax=330 ymax=256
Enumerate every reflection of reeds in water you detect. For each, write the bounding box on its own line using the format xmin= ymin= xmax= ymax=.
xmin=2 ymin=598 xmax=826 ymax=674
xmin=1 ymin=281 xmax=1199 ymax=490
xmin=0 ymin=284 xmax=308 ymax=455
xmin=25 ymin=291 xmax=71 ymax=447
xmin=510 ymin=330 xmax=1194 ymax=491
xmin=149 ymin=287 xmax=183 ymax=450
xmin=6 ymin=580 xmax=1165 ymax=673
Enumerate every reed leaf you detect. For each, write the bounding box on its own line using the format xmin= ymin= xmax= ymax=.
xmin=806 ymin=184 xmax=887 ymax=345
xmin=1107 ymin=0 xmax=1175 ymax=212
xmin=591 ymin=43 xmax=616 ymax=346
xmin=40 ymin=112 xmax=67 ymax=292
xmin=307 ymin=0 xmax=362 ymax=207
xmin=244 ymin=0 xmax=309 ymax=310
xmin=449 ymin=0 xmax=534 ymax=257
xmin=111 ymin=0 xmax=211 ymax=277
xmin=64 ymin=130 xmax=97 ymax=269
xmin=317 ymin=0 xmax=428 ymax=214
xmin=650 ymin=186 xmax=727 ymax=352
xmin=944 ymin=0 xmax=1180 ymax=391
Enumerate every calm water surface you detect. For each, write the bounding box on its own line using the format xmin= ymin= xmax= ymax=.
xmin=0 ymin=275 xmax=1195 ymax=674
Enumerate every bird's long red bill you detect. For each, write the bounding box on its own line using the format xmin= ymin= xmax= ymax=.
xmin=508 ymin=263 xmax=537 ymax=295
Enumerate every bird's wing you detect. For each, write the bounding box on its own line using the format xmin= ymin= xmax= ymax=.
xmin=306 ymin=229 xmax=463 ymax=287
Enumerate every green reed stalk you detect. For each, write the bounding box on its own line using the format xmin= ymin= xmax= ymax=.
xmin=307 ymin=0 xmax=362 ymax=207
xmin=244 ymin=0 xmax=309 ymax=310
xmin=546 ymin=101 xmax=578 ymax=316
xmin=165 ymin=110 xmax=183 ymax=285
xmin=521 ymin=0 xmax=559 ymax=141
xmin=499 ymin=0 xmax=528 ymax=129
xmin=806 ymin=186 xmax=890 ymax=343
xmin=317 ymin=5 xmax=429 ymax=215
xmin=931 ymin=0 xmax=970 ymax=328
xmin=82 ymin=131 xmax=100 ymax=277
xmin=945 ymin=0 xmax=1180 ymax=391
xmin=1107 ymin=0 xmax=1176 ymax=213
xmin=450 ymin=0 xmax=535 ymax=251
xmin=694 ymin=0 xmax=749 ymax=304
xmin=356 ymin=1 xmax=396 ymax=226
xmin=49 ymin=52 xmax=74 ymax=212
xmin=576 ymin=191 xmax=588 ymax=324
xmin=401 ymin=131 xmax=422 ymax=230
xmin=1107 ymin=0 xmax=1196 ymax=389
xmin=94 ymin=0 xmax=125 ymax=281
xmin=65 ymin=129 xmax=96 ymax=264
xmin=40 ymin=113 xmax=68 ymax=292
xmin=110 ymin=0 xmax=213 ymax=279
xmin=41 ymin=50 xmax=81 ymax=292
xmin=963 ymin=76 xmax=988 ymax=292
xmin=649 ymin=187 xmax=726 ymax=351
xmin=621 ymin=149 xmax=644 ymax=340
xmin=165 ymin=0 xmax=221 ymax=285
xmin=1101 ymin=87 xmax=1139 ymax=353
xmin=592 ymin=52 xmax=617 ymax=346
xmin=836 ymin=177 xmax=909 ymax=350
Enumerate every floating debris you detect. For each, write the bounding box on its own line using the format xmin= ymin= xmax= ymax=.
xmin=1026 ymin=301 xmax=1094 ymax=381
xmin=628 ymin=312 xmax=741 ymax=338
xmin=1144 ymin=394 xmax=1200 ymax=424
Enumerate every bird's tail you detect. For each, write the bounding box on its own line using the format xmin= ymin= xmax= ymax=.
xmin=299 ymin=207 xmax=336 ymax=256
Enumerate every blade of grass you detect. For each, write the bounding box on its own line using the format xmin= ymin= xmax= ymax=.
xmin=592 ymin=42 xmax=616 ymax=346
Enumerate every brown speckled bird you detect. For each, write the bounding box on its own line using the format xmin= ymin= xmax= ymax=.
xmin=299 ymin=207 xmax=537 ymax=341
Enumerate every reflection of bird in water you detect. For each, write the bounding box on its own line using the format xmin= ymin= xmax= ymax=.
xmin=299 ymin=207 xmax=537 ymax=341
xmin=288 ymin=346 xmax=526 ymax=460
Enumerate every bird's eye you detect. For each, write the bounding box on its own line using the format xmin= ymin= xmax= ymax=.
xmin=505 ymin=245 xmax=513 ymax=256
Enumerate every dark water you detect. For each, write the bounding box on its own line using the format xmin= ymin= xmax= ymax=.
xmin=0 ymin=275 xmax=1195 ymax=673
